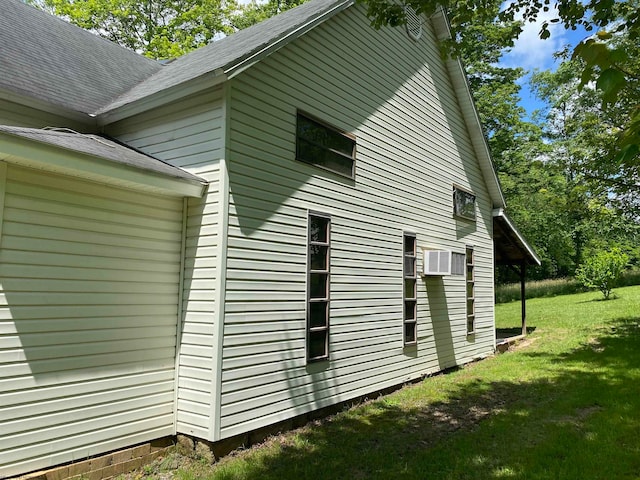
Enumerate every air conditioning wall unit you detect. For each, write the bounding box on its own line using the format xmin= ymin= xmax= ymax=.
xmin=423 ymin=249 xmax=452 ymax=276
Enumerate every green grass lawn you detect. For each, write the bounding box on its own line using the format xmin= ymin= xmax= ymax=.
xmin=134 ymin=286 xmax=640 ymax=480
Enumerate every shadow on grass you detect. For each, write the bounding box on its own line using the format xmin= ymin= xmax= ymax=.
xmin=577 ymin=293 xmax=625 ymax=303
xmin=206 ymin=316 xmax=640 ymax=480
xmin=496 ymin=326 xmax=537 ymax=338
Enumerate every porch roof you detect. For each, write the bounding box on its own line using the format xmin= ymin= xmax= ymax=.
xmin=493 ymin=208 xmax=541 ymax=266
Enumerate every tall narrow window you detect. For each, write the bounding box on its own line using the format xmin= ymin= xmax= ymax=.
xmin=307 ymin=212 xmax=330 ymax=362
xmin=466 ymin=247 xmax=475 ymax=335
xmin=403 ymin=233 xmax=417 ymax=345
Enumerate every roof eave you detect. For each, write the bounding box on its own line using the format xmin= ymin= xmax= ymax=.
xmin=97 ymin=0 xmax=354 ymax=125
xmin=96 ymin=69 xmax=228 ymax=126
xmin=493 ymin=208 xmax=541 ymax=266
xmin=0 ymin=131 xmax=206 ymax=198
xmin=224 ymin=0 xmax=354 ymax=80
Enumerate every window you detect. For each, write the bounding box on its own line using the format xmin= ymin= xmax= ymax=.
xmin=296 ymin=112 xmax=356 ymax=179
xmin=307 ymin=212 xmax=330 ymax=362
xmin=451 ymin=252 xmax=465 ymax=276
xmin=466 ymin=247 xmax=475 ymax=335
xmin=403 ymin=233 xmax=417 ymax=345
xmin=453 ymin=186 xmax=476 ymax=220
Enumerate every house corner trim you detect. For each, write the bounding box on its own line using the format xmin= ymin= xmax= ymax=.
xmin=210 ymin=82 xmax=232 ymax=441
xmin=174 ymin=197 xmax=189 ymax=435
xmin=0 ymin=162 xmax=7 ymax=244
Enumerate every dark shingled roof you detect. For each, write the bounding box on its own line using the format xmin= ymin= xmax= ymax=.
xmin=0 ymin=0 xmax=350 ymax=117
xmin=98 ymin=0 xmax=350 ymax=114
xmin=0 ymin=125 xmax=205 ymax=183
xmin=0 ymin=0 xmax=161 ymax=115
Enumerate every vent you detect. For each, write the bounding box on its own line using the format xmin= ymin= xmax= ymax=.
xmin=405 ymin=6 xmax=422 ymax=41
xmin=423 ymin=250 xmax=452 ymax=276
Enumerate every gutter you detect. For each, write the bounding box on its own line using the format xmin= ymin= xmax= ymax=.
xmin=0 ymin=131 xmax=207 ymax=198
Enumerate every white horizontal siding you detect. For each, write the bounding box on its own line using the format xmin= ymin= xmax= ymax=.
xmin=219 ymin=4 xmax=495 ymax=438
xmin=0 ymin=165 xmax=183 ymax=477
xmin=106 ymin=88 xmax=224 ymax=174
xmin=0 ymin=99 xmax=90 ymax=131
xmin=106 ymin=88 xmax=225 ymax=440
xmin=176 ymin=171 xmax=219 ymax=439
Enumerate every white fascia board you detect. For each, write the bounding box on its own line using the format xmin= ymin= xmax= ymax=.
xmin=96 ymin=70 xmax=228 ymax=126
xmin=431 ymin=9 xmax=505 ymax=209
xmin=493 ymin=208 xmax=541 ymax=265
xmin=0 ymin=133 xmax=206 ymax=198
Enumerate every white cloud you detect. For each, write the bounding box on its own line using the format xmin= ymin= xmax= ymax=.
xmin=501 ymin=6 xmax=567 ymax=72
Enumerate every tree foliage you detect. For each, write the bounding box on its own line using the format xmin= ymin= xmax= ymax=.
xmin=445 ymin=0 xmax=640 ymax=280
xmin=29 ymin=0 xmax=238 ymax=59
xmin=575 ymin=248 xmax=629 ymax=299
xmin=362 ymin=0 xmax=640 ymax=174
xmin=228 ymin=0 xmax=306 ymax=30
xmin=29 ymin=0 xmax=640 ymax=282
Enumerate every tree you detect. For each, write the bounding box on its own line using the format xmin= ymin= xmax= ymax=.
xmin=575 ymin=248 xmax=629 ymax=299
xmin=228 ymin=0 xmax=307 ymax=30
xmin=453 ymin=1 xmax=531 ymax=162
xmin=30 ymin=0 xmax=239 ymax=59
xmin=531 ymin=51 xmax=640 ymax=260
xmin=450 ymin=0 xmax=580 ymax=280
xmin=363 ymin=0 xmax=640 ymax=171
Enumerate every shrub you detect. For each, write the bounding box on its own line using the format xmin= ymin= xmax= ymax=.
xmin=495 ymin=277 xmax=584 ymax=303
xmin=575 ymin=248 xmax=629 ymax=300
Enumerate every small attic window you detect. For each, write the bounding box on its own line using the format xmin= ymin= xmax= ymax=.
xmin=405 ymin=6 xmax=422 ymax=41
xmin=453 ymin=186 xmax=476 ymax=221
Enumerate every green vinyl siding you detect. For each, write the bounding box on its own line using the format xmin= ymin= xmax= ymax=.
xmin=0 ymin=99 xmax=91 ymax=131
xmin=219 ymin=3 xmax=495 ymax=438
xmin=0 ymin=165 xmax=182 ymax=476
xmin=106 ymin=88 xmax=225 ymax=440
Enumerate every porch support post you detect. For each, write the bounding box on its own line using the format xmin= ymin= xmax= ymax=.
xmin=521 ymin=261 xmax=527 ymax=336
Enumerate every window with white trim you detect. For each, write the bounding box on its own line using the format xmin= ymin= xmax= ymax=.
xmin=403 ymin=233 xmax=417 ymax=345
xmin=466 ymin=246 xmax=475 ymax=334
xmin=307 ymin=212 xmax=330 ymax=362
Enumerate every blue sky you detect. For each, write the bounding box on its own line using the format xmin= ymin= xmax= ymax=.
xmin=499 ymin=8 xmax=590 ymax=118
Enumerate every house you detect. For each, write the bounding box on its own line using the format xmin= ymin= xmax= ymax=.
xmin=0 ymin=0 xmax=540 ymax=477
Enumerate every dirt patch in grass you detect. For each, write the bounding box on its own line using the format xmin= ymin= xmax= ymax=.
xmin=546 ymin=404 xmax=604 ymax=429
xmin=513 ymin=336 xmax=538 ymax=350
xmin=118 ymin=378 xmax=512 ymax=480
